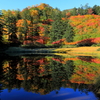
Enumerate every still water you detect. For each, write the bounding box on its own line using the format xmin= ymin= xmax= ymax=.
xmin=0 ymin=54 xmax=100 ymax=100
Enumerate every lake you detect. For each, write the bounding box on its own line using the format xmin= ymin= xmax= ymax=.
xmin=0 ymin=53 xmax=100 ymax=100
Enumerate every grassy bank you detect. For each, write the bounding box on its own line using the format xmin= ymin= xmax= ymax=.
xmin=53 ymin=46 xmax=100 ymax=57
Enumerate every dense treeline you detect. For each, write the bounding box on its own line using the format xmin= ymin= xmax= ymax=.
xmin=1 ymin=3 xmax=100 ymax=47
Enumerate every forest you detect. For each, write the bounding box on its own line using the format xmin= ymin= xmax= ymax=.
xmin=0 ymin=3 xmax=100 ymax=48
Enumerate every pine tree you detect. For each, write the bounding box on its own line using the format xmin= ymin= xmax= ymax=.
xmin=63 ymin=23 xmax=74 ymax=42
xmin=71 ymin=8 xmax=78 ymax=15
xmin=49 ymin=11 xmax=65 ymax=43
xmin=4 ymin=10 xmax=18 ymax=42
xmin=0 ymin=22 xmax=3 ymax=46
xmin=93 ymin=5 xmax=100 ymax=15
xmin=49 ymin=19 xmax=63 ymax=42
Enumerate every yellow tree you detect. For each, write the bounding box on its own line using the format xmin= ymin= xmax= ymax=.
xmin=16 ymin=19 xmax=31 ymax=41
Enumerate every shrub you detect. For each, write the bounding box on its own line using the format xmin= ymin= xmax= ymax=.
xmin=97 ymin=48 xmax=100 ymax=51
xmin=91 ymin=43 xmax=100 ymax=47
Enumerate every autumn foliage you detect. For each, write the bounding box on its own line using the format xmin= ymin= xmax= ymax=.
xmin=23 ymin=36 xmax=49 ymax=45
xmin=1 ymin=3 xmax=100 ymax=47
xmin=52 ymin=38 xmax=65 ymax=44
xmin=69 ymin=14 xmax=100 ymax=42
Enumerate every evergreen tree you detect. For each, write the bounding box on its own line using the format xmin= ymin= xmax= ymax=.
xmin=77 ymin=4 xmax=90 ymax=15
xmin=49 ymin=11 xmax=65 ymax=43
xmin=0 ymin=23 xmax=3 ymax=46
xmin=43 ymin=25 xmax=50 ymax=36
xmin=71 ymin=8 xmax=78 ymax=15
xmin=4 ymin=10 xmax=18 ymax=42
xmin=0 ymin=10 xmax=5 ymax=46
xmin=50 ymin=17 xmax=74 ymax=43
xmin=49 ymin=19 xmax=63 ymax=42
xmin=77 ymin=7 xmax=84 ymax=15
xmin=63 ymin=23 xmax=74 ymax=42
xmin=93 ymin=5 xmax=100 ymax=15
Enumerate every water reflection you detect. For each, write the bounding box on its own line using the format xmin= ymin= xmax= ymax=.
xmin=0 ymin=54 xmax=100 ymax=99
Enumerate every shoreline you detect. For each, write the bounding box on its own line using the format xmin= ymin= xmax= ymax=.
xmin=3 ymin=46 xmax=100 ymax=57
xmin=53 ymin=46 xmax=100 ymax=56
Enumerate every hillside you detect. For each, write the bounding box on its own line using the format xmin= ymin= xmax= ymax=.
xmin=0 ymin=3 xmax=100 ymax=47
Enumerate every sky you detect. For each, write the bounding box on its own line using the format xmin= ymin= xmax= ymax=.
xmin=0 ymin=0 xmax=100 ymax=11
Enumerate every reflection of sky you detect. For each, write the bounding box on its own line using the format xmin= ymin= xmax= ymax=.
xmin=1 ymin=88 xmax=97 ymax=100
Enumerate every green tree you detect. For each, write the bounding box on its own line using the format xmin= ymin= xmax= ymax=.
xmin=49 ymin=19 xmax=62 ymax=42
xmin=0 ymin=19 xmax=3 ymax=46
xmin=71 ymin=8 xmax=78 ymax=15
xmin=93 ymin=5 xmax=100 ymax=15
xmin=15 ymin=9 xmax=21 ymax=20
xmin=4 ymin=10 xmax=18 ymax=42
xmin=21 ymin=8 xmax=31 ymax=20
xmin=49 ymin=13 xmax=65 ymax=43
xmin=77 ymin=4 xmax=90 ymax=15
xmin=43 ymin=25 xmax=50 ymax=36
xmin=63 ymin=23 xmax=74 ymax=42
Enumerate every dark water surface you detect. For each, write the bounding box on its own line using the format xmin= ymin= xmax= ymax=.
xmin=0 ymin=54 xmax=100 ymax=100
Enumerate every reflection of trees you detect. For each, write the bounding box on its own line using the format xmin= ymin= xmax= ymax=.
xmin=78 ymin=56 xmax=100 ymax=64
xmin=92 ymin=76 xmax=100 ymax=99
xmin=1 ymin=56 xmax=21 ymax=92
xmin=1 ymin=55 xmax=75 ymax=94
xmin=48 ymin=59 xmax=75 ymax=90
xmin=1 ymin=55 xmax=100 ymax=97
xmin=19 ymin=58 xmax=75 ymax=94
xmin=0 ymin=54 xmax=5 ymax=93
